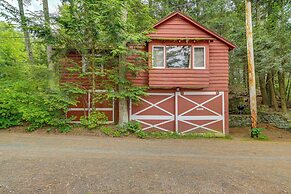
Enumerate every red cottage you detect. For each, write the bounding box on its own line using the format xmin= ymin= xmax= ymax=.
xmin=63 ymin=12 xmax=235 ymax=135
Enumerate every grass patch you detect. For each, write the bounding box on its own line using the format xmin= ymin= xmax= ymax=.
xmin=136 ymin=131 xmax=232 ymax=139
xmin=250 ymin=127 xmax=269 ymax=141
xmin=48 ymin=121 xmax=232 ymax=140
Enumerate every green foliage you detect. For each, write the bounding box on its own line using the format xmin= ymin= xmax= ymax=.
xmin=80 ymin=111 xmax=108 ymax=129
xmin=117 ymin=120 xmax=142 ymax=133
xmin=99 ymin=121 xmax=228 ymax=139
xmin=99 ymin=121 xmax=142 ymax=137
xmin=0 ymin=22 xmax=27 ymax=65
xmin=250 ymin=128 xmax=265 ymax=139
xmin=100 ymin=126 xmax=115 ymax=136
xmin=0 ymin=64 xmax=77 ymax=132
xmin=258 ymin=134 xmax=269 ymax=141
xmin=55 ymin=0 xmax=152 ymax=103
xmin=0 ymin=97 xmax=22 ymax=128
xmin=250 ymin=127 xmax=269 ymax=140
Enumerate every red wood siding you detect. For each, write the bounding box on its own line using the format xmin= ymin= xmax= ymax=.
xmin=126 ymin=44 xmax=149 ymax=86
xmin=149 ymin=69 xmax=209 ymax=88
xmin=129 ymin=41 xmax=229 ymax=91
xmin=59 ymin=52 xmax=90 ymax=89
xmin=127 ymin=71 xmax=149 ymax=86
xmin=129 ymin=13 xmax=230 ymax=92
xmin=148 ymin=14 xmax=212 ymax=39
xmin=207 ymin=40 xmax=229 ymax=92
xmin=130 ymin=89 xmax=227 ymax=134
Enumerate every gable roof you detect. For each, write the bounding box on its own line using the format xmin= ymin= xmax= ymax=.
xmin=151 ymin=11 xmax=236 ymax=49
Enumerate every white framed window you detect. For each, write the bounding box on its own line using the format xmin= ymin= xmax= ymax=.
xmin=152 ymin=45 xmax=191 ymax=69
xmin=152 ymin=46 xmax=165 ymax=68
xmin=152 ymin=45 xmax=206 ymax=69
xmin=193 ymin=46 xmax=206 ymax=69
xmin=166 ymin=46 xmax=191 ymax=68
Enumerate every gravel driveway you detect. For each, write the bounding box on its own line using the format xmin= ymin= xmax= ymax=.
xmin=0 ymin=132 xmax=291 ymax=194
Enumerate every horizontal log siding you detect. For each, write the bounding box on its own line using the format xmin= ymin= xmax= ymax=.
xmin=126 ymin=45 xmax=149 ymax=86
xmin=60 ymin=53 xmax=97 ymax=89
xmin=206 ymin=40 xmax=229 ymax=92
xmin=149 ymin=69 xmax=209 ymax=88
xmin=148 ymin=15 xmax=212 ymax=39
xmin=142 ymin=39 xmax=229 ymax=91
xmin=127 ymin=71 xmax=148 ymax=86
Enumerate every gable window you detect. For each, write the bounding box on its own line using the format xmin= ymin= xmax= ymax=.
xmin=193 ymin=47 xmax=205 ymax=69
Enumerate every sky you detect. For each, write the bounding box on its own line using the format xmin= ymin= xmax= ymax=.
xmin=6 ymin=0 xmax=61 ymax=14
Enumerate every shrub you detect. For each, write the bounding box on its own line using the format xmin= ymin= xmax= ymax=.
xmin=0 ymin=64 xmax=77 ymax=132
xmin=116 ymin=121 xmax=142 ymax=136
xmin=250 ymin=128 xmax=265 ymax=139
xmin=0 ymin=97 xmax=22 ymax=128
xmin=99 ymin=121 xmax=142 ymax=137
xmin=80 ymin=111 xmax=108 ymax=129
xmin=100 ymin=125 xmax=114 ymax=136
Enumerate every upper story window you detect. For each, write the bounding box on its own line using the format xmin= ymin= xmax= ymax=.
xmin=166 ymin=46 xmax=191 ymax=68
xmin=152 ymin=45 xmax=206 ymax=69
xmin=152 ymin=46 xmax=165 ymax=68
xmin=193 ymin=47 xmax=205 ymax=69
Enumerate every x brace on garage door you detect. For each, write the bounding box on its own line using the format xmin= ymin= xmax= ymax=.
xmin=130 ymin=92 xmax=225 ymax=134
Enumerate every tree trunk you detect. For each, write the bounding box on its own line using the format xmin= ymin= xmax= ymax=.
xmin=118 ymin=59 xmax=129 ymax=124
xmin=17 ymin=0 xmax=34 ymax=64
xmin=118 ymin=9 xmax=129 ymax=124
xmin=286 ymin=73 xmax=291 ymax=102
xmin=278 ymin=70 xmax=288 ymax=114
xmin=42 ymin=0 xmax=55 ymax=89
xmin=245 ymin=0 xmax=257 ymax=129
xmin=267 ymin=71 xmax=279 ymax=111
xmin=243 ymin=62 xmax=248 ymax=91
xmin=266 ymin=72 xmax=272 ymax=105
xmin=258 ymin=72 xmax=269 ymax=105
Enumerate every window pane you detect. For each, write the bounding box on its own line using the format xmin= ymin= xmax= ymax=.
xmin=166 ymin=46 xmax=191 ymax=68
xmin=153 ymin=47 xmax=164 ymax=68
xmin=194 ymin=47 xmax=205 ymax=68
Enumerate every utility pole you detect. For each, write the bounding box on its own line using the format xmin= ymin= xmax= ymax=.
xmin=245 ymin=0 xmax=257 ymax=128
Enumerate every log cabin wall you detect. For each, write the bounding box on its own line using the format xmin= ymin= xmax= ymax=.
xmin=60 ymin=11 xmax=235 ymax=134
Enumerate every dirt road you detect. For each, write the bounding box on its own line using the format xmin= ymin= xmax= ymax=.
xmin=0 ymin=132 xmax=290 ymax=193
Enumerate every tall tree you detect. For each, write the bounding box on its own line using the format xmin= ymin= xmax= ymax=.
xmin=118 ymin=7 xmax=129 ymax=124
xmin=17 ymin=0 xmax=34 ymax=64
xmin=245 ymin=0 xmax=257 ymax=128
xmin=56 ymin=0 xmax=151 ymax=124
xmin=42 ymin=0 xmax=55 ymax=89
